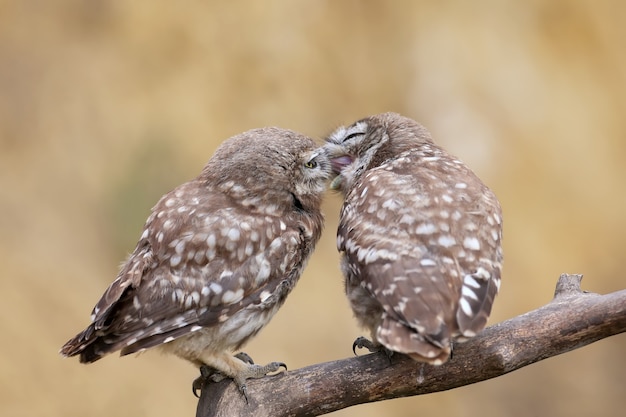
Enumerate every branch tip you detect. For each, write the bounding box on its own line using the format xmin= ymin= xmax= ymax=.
xmin=553 ymin=273 xmax=583 ymax=298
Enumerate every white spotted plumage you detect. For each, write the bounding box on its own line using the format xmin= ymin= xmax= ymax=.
xmin=61 ymin=127 xmax=331 ymax=390
xmin=324 ymin=112 xmax=503 ymax=365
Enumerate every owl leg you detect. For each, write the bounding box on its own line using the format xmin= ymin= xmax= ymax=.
xmin=193 ymin=352 xmax=286 ymax=402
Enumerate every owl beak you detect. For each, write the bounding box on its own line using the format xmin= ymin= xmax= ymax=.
xmin=329 ymin=155 xmax=353 ymax=190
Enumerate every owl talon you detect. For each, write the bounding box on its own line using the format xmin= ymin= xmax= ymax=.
xmin=192 ymin=365 xmax=218 ymax=398
xmin=353 ymin=336 xmax=394 ymax=362
xmin=234 ymin=352 xmax=255 ymax=365
xmin=239 ymin=383 xmax=250 ymax=404
xmin=352 ymin=336 xmax=379 ymax=355
xmin=192 ymin=378 xmax=202 ymax=398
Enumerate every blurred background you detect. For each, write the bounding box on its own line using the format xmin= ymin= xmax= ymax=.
xmin=1 ymin=1 xmax=624 ymax=416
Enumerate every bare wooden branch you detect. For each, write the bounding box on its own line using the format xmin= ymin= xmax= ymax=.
xmin=196 ymin=274 xmax=626 ymax=417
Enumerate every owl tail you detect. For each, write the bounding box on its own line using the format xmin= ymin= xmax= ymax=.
xmin=60 ymin=325 xmax=113 ymax=364
xmin=376 ymin=317 xmax=451 ymax=365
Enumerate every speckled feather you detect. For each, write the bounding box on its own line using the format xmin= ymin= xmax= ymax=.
xmin=325 ymin=113 xmax=502 ymax=364
xmin=60 ymin=127 xmax=330 ymax=370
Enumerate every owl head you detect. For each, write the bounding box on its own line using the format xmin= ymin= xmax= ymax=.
xmin=324 ymin=112 xmax=434 ymax=194
xmin=201 ymin=127 xmax=331 ymax=214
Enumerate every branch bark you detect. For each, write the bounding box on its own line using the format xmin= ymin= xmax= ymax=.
xmin=196 ymin=274 xmax=626 ymax=417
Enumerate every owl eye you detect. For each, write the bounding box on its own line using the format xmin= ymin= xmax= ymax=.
xmin=304 ymin=160 xmax=318 ymax=169
xmin=341 ymin=122 xmax=367 ymax=143
xmin=343 ymin=132 xmax=363 ymax=143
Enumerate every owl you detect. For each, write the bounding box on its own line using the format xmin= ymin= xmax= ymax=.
xmin=324 ymin=112 xmax=502 ymax=365
xmin=60 ymin=127 xmax=331 ymax=397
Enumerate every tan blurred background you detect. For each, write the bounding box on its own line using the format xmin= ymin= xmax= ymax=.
xmin=1 ymin=1 xmax=625 ymax=416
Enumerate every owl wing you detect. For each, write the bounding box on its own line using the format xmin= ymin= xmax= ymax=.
xmin=58 ymin=240 xmax=154 ymax=359
xmin=61 ymin=187 xmax=304 ymax=362
xmin=339 ymin=156 xmax=501 ymax=358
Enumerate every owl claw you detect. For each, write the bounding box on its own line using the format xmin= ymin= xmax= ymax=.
xmin=352 ymin=336 xmax=394 ymax=363
xmin=234 ymin=351 xmax=255 ymax=365
xmin=192 ymin=365 xmax=217 ymax=398
xmin=352 ymin=336 xmax=378 ymax=355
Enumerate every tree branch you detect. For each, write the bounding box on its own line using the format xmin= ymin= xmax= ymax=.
xmin=196 ymin=274 xmax=626 ymax=417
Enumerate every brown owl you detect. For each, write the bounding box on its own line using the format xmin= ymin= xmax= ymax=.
xmin=324 ymin=112 xmax=502 ymax=365
xmin=60 ymin=127 xmax=331 ymax=397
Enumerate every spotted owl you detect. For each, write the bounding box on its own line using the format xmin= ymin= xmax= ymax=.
xmin=60 ymin=127 xmax=331 ymax=396
xmin=324 ymin=112 xmax=502 ymax=365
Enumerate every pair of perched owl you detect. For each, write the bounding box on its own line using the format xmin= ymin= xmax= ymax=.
xmin=61 ymin=113 xmax=502 ymax=398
